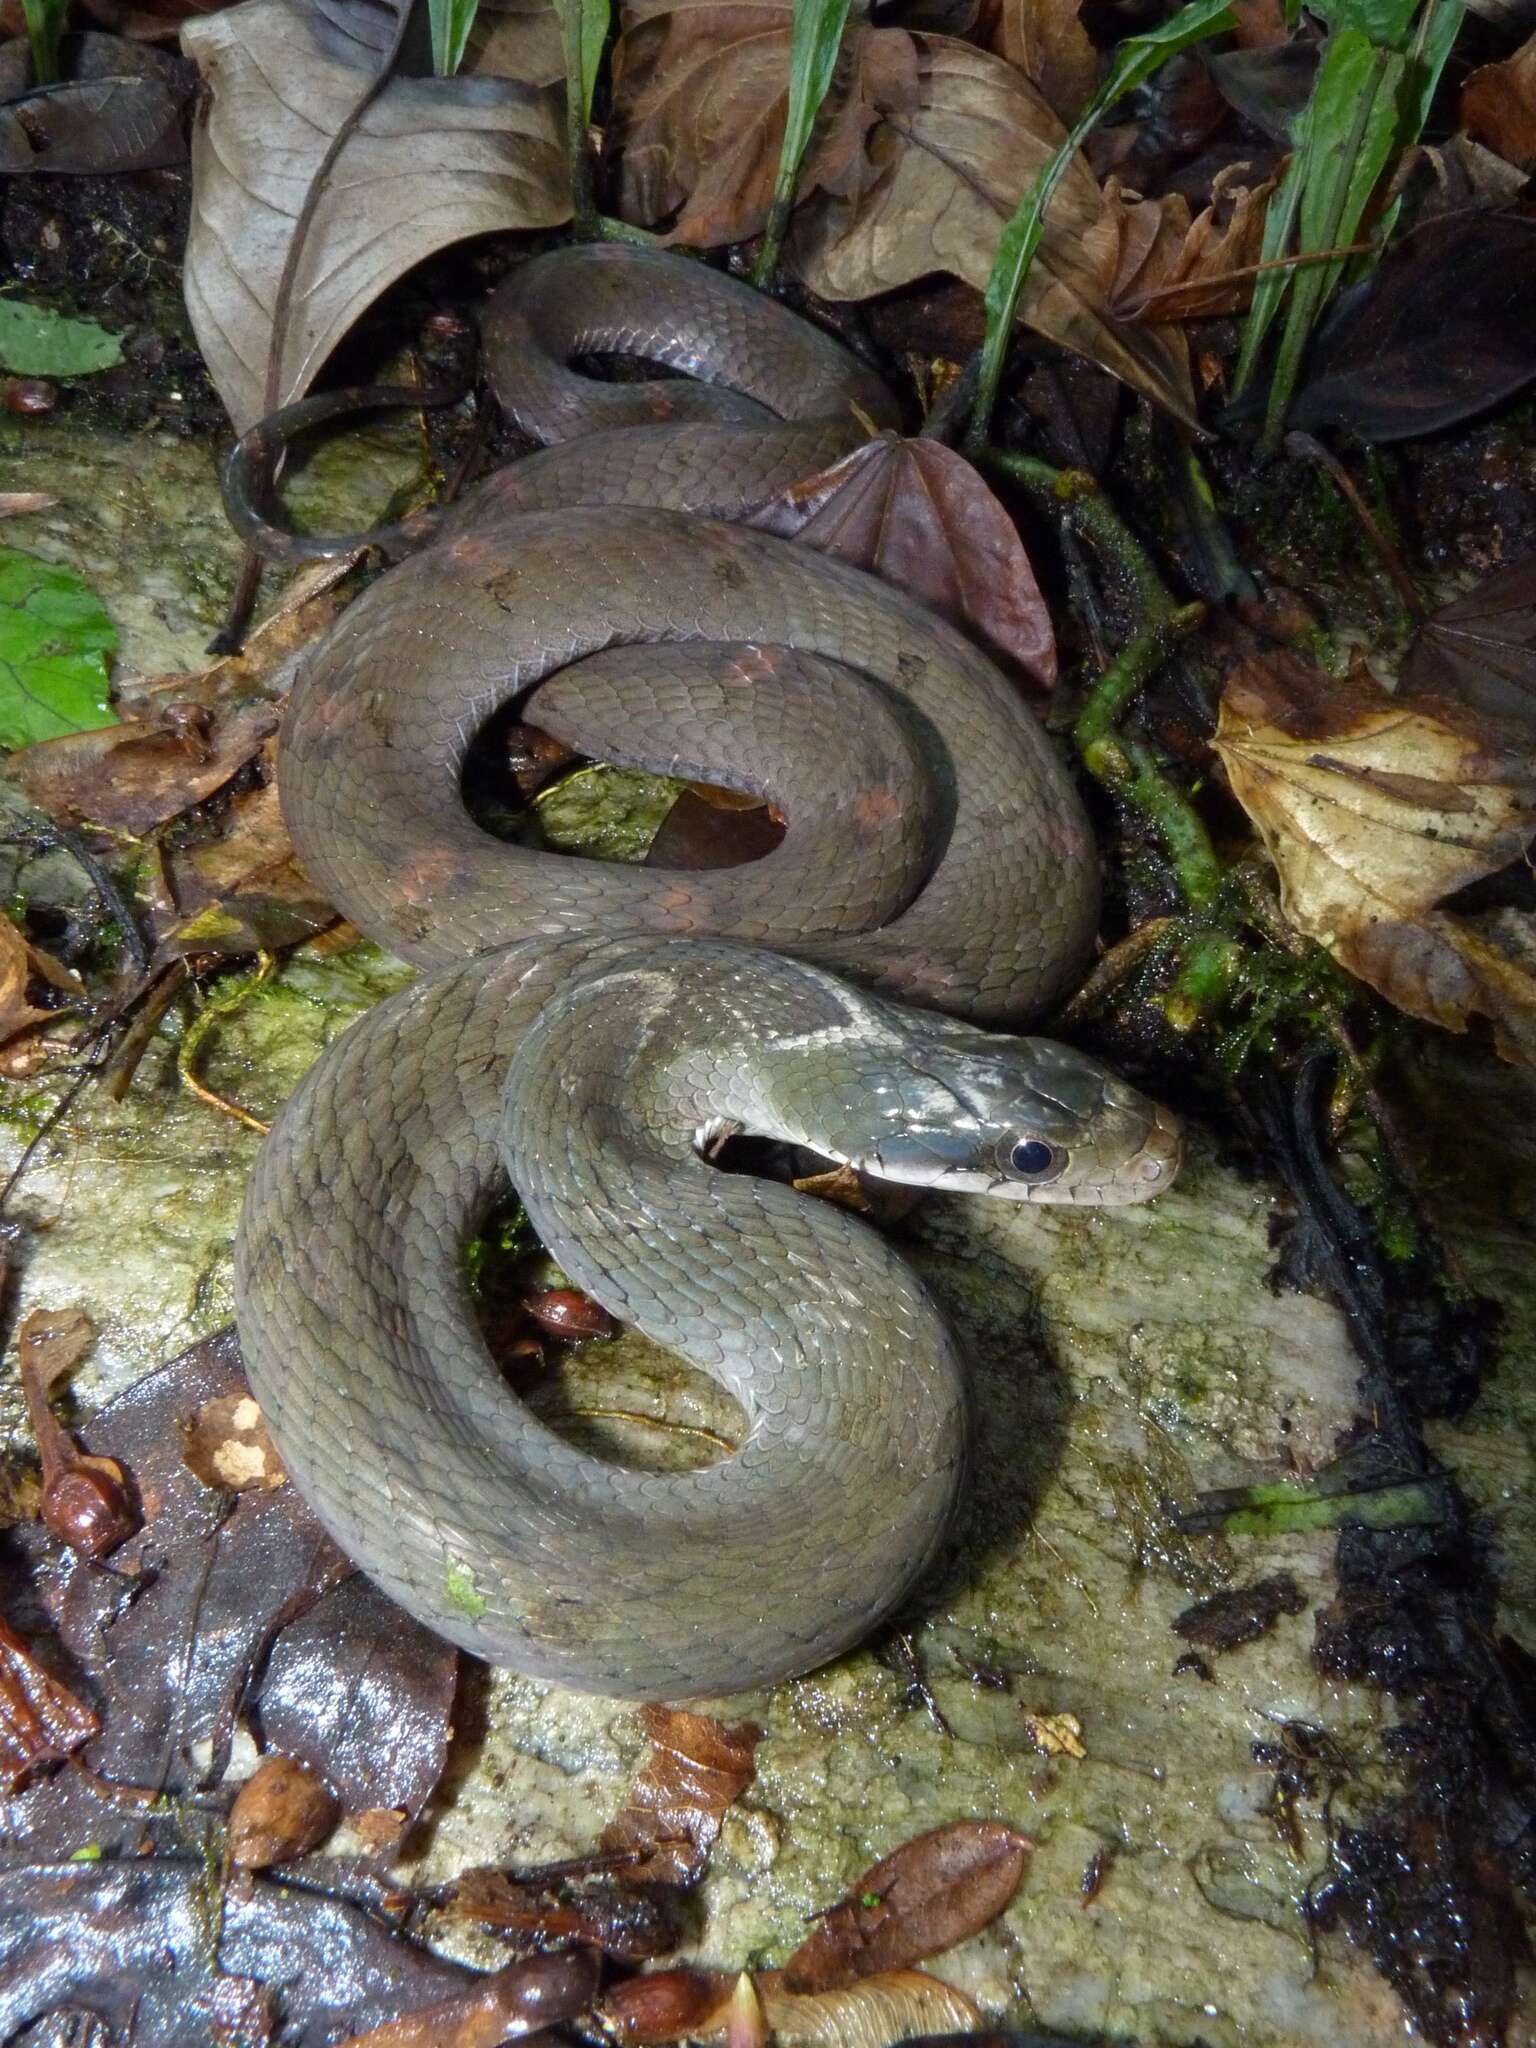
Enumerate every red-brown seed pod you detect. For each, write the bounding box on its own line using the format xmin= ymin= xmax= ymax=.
xmin=229 ymin=1754 xmax=340 ymax=1869
xmin=40 ymin=1458 xmax=138 ymax=1559
xmin=4 ymin=379 xmax=57 ymax=417
xmin=524 ymin=1288 xmax=616 ymax=1340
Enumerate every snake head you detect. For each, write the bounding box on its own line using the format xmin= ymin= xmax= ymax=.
xmin=853 ymin=1033 xmax=1181 ymax=1207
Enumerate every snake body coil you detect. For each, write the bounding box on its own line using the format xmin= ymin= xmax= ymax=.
xmin=233 ymin=247 xmax=1179 ymax=1699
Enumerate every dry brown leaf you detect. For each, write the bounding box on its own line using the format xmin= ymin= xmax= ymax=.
xmin=610 ymin=0 xmax=916 ymax=248
xmin=603 ymin=1966 xmax=981 ymax=2045
xmin=6 ymin=701 xmax=278 ymax=838
xmin=791 ymin=32 xmax=1196 ymax=424
xmin=0 ymin=493 xmax=59 ymax=519
xmin=750 ymin=433 xmax=1056 ymax=686
xmin=182 ymin=0 xmax=568 ymax=427
xmin=1108 ymin=164 xmax=1276 ymax=323
xmin=973 ymin=0 xmax=1097 ymax=123
xmin=0 ymin=909 xmax=83 ymax=1053
xmin=783 ymin=1819 xmax=1032 ymax=1993
xmin=157 ymin=744 xmax=338 ymax=960
xmin=1461 ymin=30 xmax=1536 ymax=170
xmin=0 ymin=1613 xmax=101 ymax=1790
xmin=1214 ymin=653 xmax=1536 ymax=1064
xmin=601 ymin=1703 xmax=762 ymax=1887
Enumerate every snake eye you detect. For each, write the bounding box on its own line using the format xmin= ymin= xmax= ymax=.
xmin=1010 ymin=1139 xmax=1060 ymax=1179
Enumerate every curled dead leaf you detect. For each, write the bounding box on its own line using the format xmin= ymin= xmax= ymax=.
xmin=1108 ymin=164 xmax=1276 ymax=324
xmin=750 ymin=434 xmax=1056 ymax=687
xmin=1461 ymin=30 xmax=1536 ymax=170
xmin=182 ymin=0 xmax=568 ymax=426
xmin=601 ymin=1703 xmax=763 ymax=1887
xmin=790 ymin=33 xmax=1196 ymax=424
xmin=0 ymin=910 xmax=83 ymax=1057
xmin=1213 ymin=653 xmax=1536 ymax=1064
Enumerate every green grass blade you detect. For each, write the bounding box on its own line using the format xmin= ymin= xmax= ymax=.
xmin=1262 ymin=33 xmax=1405 ymax=446
xmin=1231 ymin=104 xmax=1313 ymax=397
xmin=20 ymin=0 xmax=68 ymax=84
xmin=752 ymin=0 xmax=855 ymax=287
xmin=967 ymin=0 xmax=1236 ymax=449
xmin=553 ymin=0 xmax=610 ymax=120
xmin=428 ymin=0 xmax=480 ymax=77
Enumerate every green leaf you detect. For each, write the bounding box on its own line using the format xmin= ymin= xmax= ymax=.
xmin=1307 ymin=0 xmax=1417 ymax=45
xmin=21 ymin=0 xmax=68 ymax=85
xmin=0 ymin=299 xmax=124 ymax=378
xmin=1262 ymin=31 xmax=1405 ymax=445
xmin=553 ymin=0 xmax=609 ymax=121
xmin=0 ymin=547 xmax=118 ymax=751
xmin=968 ymin=0 xmax=1236 ymax=448
xmin=428 ymin=0 xmax=480 ymax=76
xmin=752 ymin=0 xmax=855 ymax=285
xmin=1232 ymin=97 xmax=1313 ymax=396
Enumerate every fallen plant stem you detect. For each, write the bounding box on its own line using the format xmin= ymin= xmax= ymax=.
xmin=1176 ymin=1474 xmax=1450 ymax=1536
xmin=102 ymin=961 xmax=191 ymax=1103
xmin=177 ymin=957 xmax=275 ymax=1135
xmin=1284 ymin=431 xmax=1425 ymax=621
xmin=983 ymin=451 xmax=1170 ymax=618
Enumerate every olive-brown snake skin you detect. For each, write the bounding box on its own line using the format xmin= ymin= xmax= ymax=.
xmin=233 ymin=246 xmax=1180 ymax=1699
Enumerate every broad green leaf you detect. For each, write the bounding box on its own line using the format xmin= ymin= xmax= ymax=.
xmin=0 ymin=548 xmax=117 ymax=750
xmin=553 ymin=0 xmax=609 ymax=120
xmin=969 ymin=0 xmax=1235 ymax=446
xmin=0 ymin=300 xmax=124 ymax=378
xmin=428 ymin=0 xmax=480 ymax=75
xmin=1306 ymin=0 xmax=1417 ymax=44
xmin=752 ymin=0 xmax=855 ymax=284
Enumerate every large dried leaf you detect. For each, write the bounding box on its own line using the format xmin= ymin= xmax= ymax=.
xmin=1461 ymin=30 xmax=1536 ymax=170
xmin=783 ymin=1820 xmax=1031 ymax=1992
xmin=791 ymin=32 xmax=1196 ymax=423
xmin=750 ymin=434 xmax=1055 ymax=686
xmin=600 ymin=1703 xmax=762 ymax=1887
xmin=1213 ymin=653 xmax=1536 ymax=1063
xmin=609 ymin=0 xmax=916 ymax=248
xmin=182 ymin=0 xmax=569 ymax=428
xmin=1401 ymin=555 xmax=1536 ymax=725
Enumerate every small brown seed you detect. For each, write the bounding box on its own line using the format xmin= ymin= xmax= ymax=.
xmin=228 ymin=1754 xmax=339 ymax=1869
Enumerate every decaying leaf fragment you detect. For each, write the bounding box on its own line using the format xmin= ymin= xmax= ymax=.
xmin=1214 ymin=653 xmax=1536 ymax=1063
xmin=0 ymin=1614 xmax=100 ymax=1789
xmin=0 ymin=909 xmax=82 ymax=1061
xmin=1107 ymin=164 xmax=1276 ymax=323
xmin=783 ymin=1819 xmax=1032 ymax=1992
xmin=1401 ymin=553 xmax=1536 ymax=725
xmin=181 ymin=1388 xmax=287 ymax=1492
xmin=601 ymin=1703 xmax=762 ymax=1887
xmin=750 ymin=435 xmax=1056 ymax=687
xmin=1461 ymin=29 xmax=1536 ymax=170
xmin=182 ymin=0 xmax=569 ymax=426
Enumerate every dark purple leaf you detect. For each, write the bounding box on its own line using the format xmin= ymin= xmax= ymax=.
xmin=1288 ymin=210 xmax=1536 ymax=443
xmin=1401 ymin=554 xmax=1536 ymax=725
xmin=0 ymin=33 xmax=191 ymax=174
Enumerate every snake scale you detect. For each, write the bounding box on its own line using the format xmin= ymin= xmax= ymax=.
xmin=233 ymin=245 xmax=1180 ymax=1700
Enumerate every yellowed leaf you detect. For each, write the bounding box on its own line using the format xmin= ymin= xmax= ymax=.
xmin=791 ymin=34 xmax=1196 ymax=424
xmin=1214 ymin=654 xmax=1536 ymax=1064
xmin=1022 ymin=1708 xmax=1086 ymax=1757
